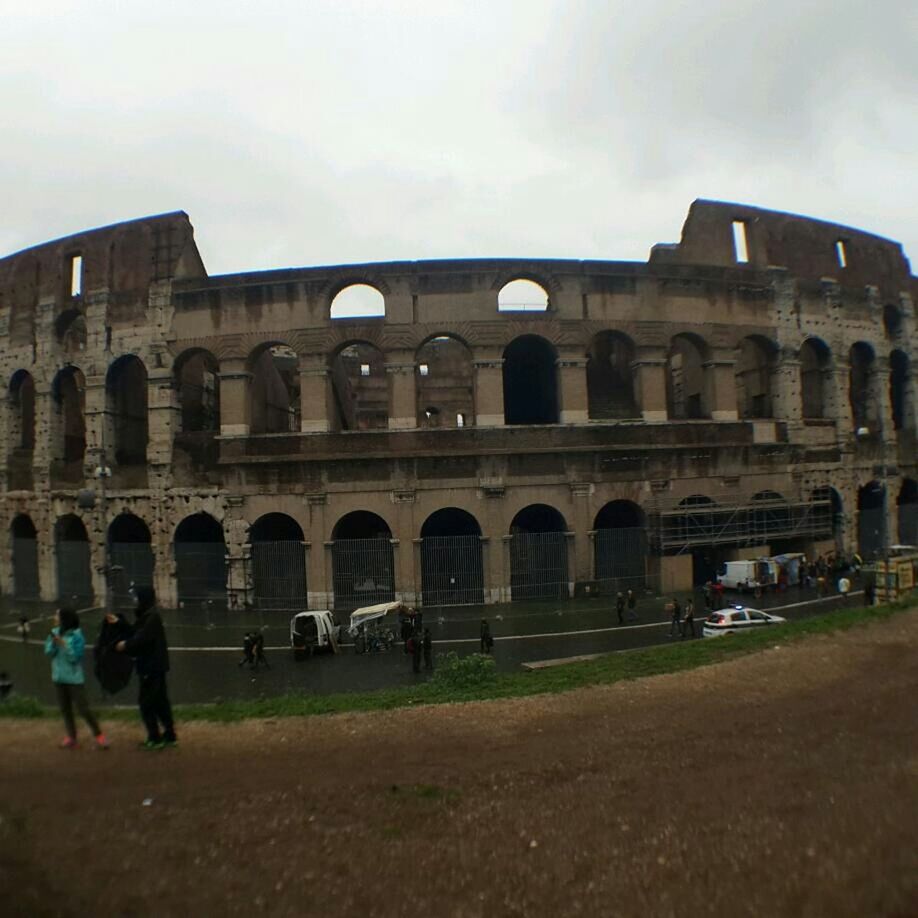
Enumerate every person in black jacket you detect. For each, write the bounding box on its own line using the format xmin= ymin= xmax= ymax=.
xmin=116 ymin=586 xmax=177 ymax=749
xmin=94 ymin=610 xmax=134 ymax=695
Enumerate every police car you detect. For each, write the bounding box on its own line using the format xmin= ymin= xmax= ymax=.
xmin=702 ymin=605 xmax=786 ymax=638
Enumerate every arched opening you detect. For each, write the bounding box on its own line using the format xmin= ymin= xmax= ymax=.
xmin=735 ymin=336 xmax=777 ymax=419
xmin=55 ymin=308 xmax=87 ymax=353
xmin=889 ymin=350 xmax=910 ymax=432
xmin=883 ymin=304 xmax=902 ymax=339
xmin=586 ymin=332 xmax=638 ymax=420
xmin=329 ymin=342 xmax=388 ymax=431
xmin=106 ymin=355 xmax=148 ymax=465
xmin=55 ymin=514 xmax=92 ymax=603
xmin=331 ymin=511 xmax=394 ymax=609
xmin=497 ymin=278 xmax=550 ymax=313
xmin=175 ymin=349 xmax=220 ymax=433
xmin=509 ymin=504 xmax=569 ymax=601
xmin=849 ymin=342 xmax=877 ymax=432
xmin=897 ymin=479 xmax=918 ymax=546
xmin=330 ymin=283 xmax=386 ymax=320
xmin=8 ymin=371 xmax=35 ymax=490
xmin=108 ymin=513 xmax=154 ymax=609
xmin=800 ymin=338 xmax=832 ymax=420
xmin=593 ymin=501 xmax=646 ymax=591
xmin=51 ymin=366 xmax=86 ymax=485
xmin=247 ymin=513 xmax=307 ymax=611
xmin=503 ymin=335 xmax=558 ymax=425
xmin=10 ymin=514 xmax=39 ymax=599
xmin=173 ymin=513 xmax=227 ymax=606
xmin=666 ymin=335 xmax=709 ymax=420
xmin=249 ymin=344 xmax=300 ymax=434
xmin=416 ymin=336 xmax=474 ymax=428
xmin=812 ymin=486 xmax=844 ymax=546
xmin=857 ymin=482 xmax=886 ymax=560
xmin=419 ymin=508 xmax=483 ymax=606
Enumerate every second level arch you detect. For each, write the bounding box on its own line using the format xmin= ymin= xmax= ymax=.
xmin=106 ymin=355 xmax=148 ymax=466
xmin=586 ymin=331 xmax=638 ymax=420
xmin=735 ymin=335 xmax=778 ymax=419
xmin=175 ymin=349 xmax=220 ymax=433
xmin=503 ymin=334 xmax=559 ymax=425
xmin=416 ymin=334 xmax=474 ymax=429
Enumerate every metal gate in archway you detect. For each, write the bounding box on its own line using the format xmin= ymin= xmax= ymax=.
xmin=250 ymin=540 xmax=307 ymax=610
xmin=510 ymin=532 xmax=568 ymax=601
xmin=594 ymin=527 xmax=647 ymax=593
xmin=420 ymin=535 xmax=483 ymax=606
xmin=174 ymin=542 xmax=227 ymax=605
xmin=12 ymin=537 xmax=39 ymax=599
xmin=56 ymin=541 xmax=92 ymax=602
xmin=108 ymin=543 xmax=155 ymax=608
xmin=331 ymin=537 xmax=395 ymax=610
xmin=858 ymin=508 xmax=886 ymax=560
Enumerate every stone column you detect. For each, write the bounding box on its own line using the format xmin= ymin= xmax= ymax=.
xmin=569 ymin=481 xmax=594 ymax=588
xmin=473 ymin=354 xmax=505 ymax=427
xmin=218 ymin=358 xmax=251 ymax=436
xmin=556 ymin=354 xmax=589 ymax=424
xmin=386 ymin=355 xmax=417 ymax=430
xmin=146 ymin=359 xmax=179 ymax=489
xmin=704 ymin=357 xmax=739 ymax=421
xmin=299 ymin=360 xmax=331 ymax=433
xmin=31 ymin=380 xmax=52 ymax=495
xmin=392 ymin=491 xmax=417 ymax=603
xmin=632 ymin=347 xmax=668 ymax=422
xmin=306 ymin=493 xmax=329 ymax=609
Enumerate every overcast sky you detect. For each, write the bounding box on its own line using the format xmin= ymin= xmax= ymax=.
xmin=2 ymin=0 xmax=916 ymax=275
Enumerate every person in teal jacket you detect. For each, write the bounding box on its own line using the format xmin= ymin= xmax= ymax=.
xmin=45 ymin=607 xmax=108 ymax=750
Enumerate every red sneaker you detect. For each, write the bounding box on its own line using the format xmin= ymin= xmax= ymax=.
xmin=94 ymin=733 xmax=110 ymax=750
xmin=59 ymin=737 xmax=78 ymax=750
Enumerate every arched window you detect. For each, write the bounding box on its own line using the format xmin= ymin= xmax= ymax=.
xmin=416 ymin=336 xmax=474 ymax=428
xmin=10 ymin=514 xmax=39 ymax=599
xmin=508 ymin=504 xmax=568 ymax=601
xmin=503 ymin=335 xmax=558 ymax=425
xmin=51 ymin=366 xmax=86 ymax=484
xmin=897 ymin=479 xmax=918 ymax=546
xmin=800 ymin=338 xmax=832 ymax=419
xmin=419 ymin=508 xmax=483 ymax=606
xmin=108 ymin=514 xmax=154 ymax=608
xmin=883 ymin=304 xmax=902 ymax=339
xmin=248 ymin=513 xmax=307 ymax=611
xmin=330 ymin=284 xmax=385 ymax=320
xmin=330 ymin=511 xmax=394 ymax=609
xmin=848 ymin=342 xmax=876 ymax=432
xmin=329 ymin=342 xmax=388 ymax=431
xmin=735 ymin=336 xmax=777 ymax=419
xmin=889 ymin=350 xmax=910 ymax=432
xmin=8 ymin=370 xmax=36 ymax=490
xmin=175 ymin=349 xmax=220 ymax=433
xmin=667 ymin=335 xmax=709 ymax=419
xmin=106 ymin=356 xmax=148 ymax=465
xmin=55 ymin=514 xmax=92 ymax=602
xmin=174 ymin=513 xmax=227 ymax=606
xmin=55 ymin=309 xmax=87 ymax=353
xmin=586 ymin=332 xmax=637 ymax=419
xmin=248 ymin=344 xmax=300 ymax=434
xmin=497 ymin=279 xmax=549 ymax=313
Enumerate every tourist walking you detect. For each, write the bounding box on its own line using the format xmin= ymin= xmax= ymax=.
xmin=116 ymin=586 xmax=177 ymax=750
xmin=681 ymin=599 xmax=696 ymax=640
xmin=422 ymin=628 xmax=433 ymax=671
xmin=668 ymin=597 xmax=682 ymax=638
xmin=411 ymin=629 xmax=422 ymax=673
xmin=238 ymin=632 xmax=255 ymax=668
xmin=16 ymin=615 xmax=30 ymax=643
xmin=480 ymin=619 xmax=494 ymax=654
xmin=253 ymin=631 xmax=270 ymax=670
xmin=626 ymin=589 xmax=637 ymax=621
xmin=615 ymin=592 xmax=626 ymax=625
xmin=45 ymin=607 xmax=108 ymax=750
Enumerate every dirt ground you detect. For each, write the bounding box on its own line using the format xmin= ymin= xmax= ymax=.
xmin=2 ymin=616 xmax=917 ymax=918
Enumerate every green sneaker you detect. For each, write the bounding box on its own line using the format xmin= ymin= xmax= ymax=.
xmin=138 ymin=739 xmax=165 ymax=751
xmin=161 ymin=739 xmax=178 ymax=749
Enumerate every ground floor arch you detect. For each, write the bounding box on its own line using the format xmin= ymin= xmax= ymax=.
xmin=509 ymin=504 xmax=569 ymax=601
xmin=419 ymin=508 xmax=483 ymax=606
xmin=248 ymin=512 xmax=307 ymax=610
xmin=55 ymin=514 xmax=92 ymax=603
xmin=331 ymin=511 xmax=394 ymax=610
xmin=11 ymin=514 xmax=39 ymax=599
xmin=857 ymin=482 xmax=886 ymax=560
xmin=108 ymin=513 xmax=154 ymax=608
xmin=897 ymin=479 xmax=918 ymax=546
xmin=593 ymin=500 xmax=647 ymax=592
xmin=174 ymin=513 xmax=227 ymax=606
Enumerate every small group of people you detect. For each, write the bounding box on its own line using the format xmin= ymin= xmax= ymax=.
xmin=405 ymin=627 xmax=433 ymax=673
xmin=480 ymin=619 xmax=494 ymax=653
xmin=42 ymin=585 xmax=177 ymax=751
xmin=238 ymin=630 xmax=270 ymax=670
xmin=665 ymin=596 xmax=696 ymax=640
xmin=702 ymin=581 xmax=726 ymax=611
xmin=614 ymin=590 xmax=639 ymax=624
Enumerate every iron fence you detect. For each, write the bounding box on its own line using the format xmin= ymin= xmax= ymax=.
xmin=331 ymin=537 xmax=395 ymax=610
xmin=174 ymin=542 xmax=227 ymax=605
xmin=858 ymin=507 xmax=886 ymax=560
xmin=593 ymin=526 xmax=648 ymax=594
xmin=108 ymin=542 xmax=155 ymax=608
xmin=56 ymin=541 xmax=93 ymax=602
xmin=250 ymin=540 xmax=307 ymax=610
xmin=509 ymin=531 xmax=569 ymax=601
xmin=420 ymin=535 xmax=484 ymax=606
xmin=12 ymin=537 xmax=39 ymax=599
xmin=898 ymin=504 xmax=918 ymax=546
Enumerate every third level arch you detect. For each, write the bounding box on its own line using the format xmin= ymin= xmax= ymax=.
xmin=248 ymin=342 xmax=300 ymax=435
xmin=735 ymin=335 xmax=778 ymax=419
xmin=586 ymin=331 xmax=638 ymax=420
xmin=416 ymin=335 xmax=474 ymax=429
xmin=666 ymin=333 xmax=710 ymax=420
xmin=330 ymin=283 xmax=386 ymax=320
xmin=503 ymin=334 xmax=559 ymax=425
xmin=799 ymin=337 xmax=833 ymax=420
xmin=175 ymin=348 xmax=220 ymax=433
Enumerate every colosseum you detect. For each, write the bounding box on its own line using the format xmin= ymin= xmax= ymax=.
xmin=0 ymin=200 xmax=915 ymax=612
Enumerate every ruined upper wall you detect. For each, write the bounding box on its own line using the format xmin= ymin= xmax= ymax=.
xmin=651 ymin=200 xmax=913 ymax=298
xmin=0 ymin=212 xmax=206 ymax=343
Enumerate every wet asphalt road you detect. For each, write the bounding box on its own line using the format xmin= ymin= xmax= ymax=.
xmin=0 ymin=585 xmax=860 ymax=706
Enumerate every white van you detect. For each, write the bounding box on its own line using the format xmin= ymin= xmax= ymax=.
xmin=289 ymin=611 xmax=341 ymax=659
xmin=716 ymin=559 xmax=776 ymax=592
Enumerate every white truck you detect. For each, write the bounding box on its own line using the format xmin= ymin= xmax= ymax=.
xmin=289 ymin=610 xmax=341 ymax=659
xmin=716 ymin=559 xmax=776 ymax=592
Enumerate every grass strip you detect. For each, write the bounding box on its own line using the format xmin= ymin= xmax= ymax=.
xmin=1 ymin=600 xmax=912 ymax=723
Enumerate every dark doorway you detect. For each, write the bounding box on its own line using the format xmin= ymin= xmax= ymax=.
xmin=800 ymin=338 xmax=831 ymax=419
xmin=108 ymin=514 xmax=154 ymax=609
xmin=593 ymin=501 xmax=646 ymax=592
xmin=174 ymin=513 xmax=226 ymax=606
xmin=509 ymin=504 xmax=569 ymax=601
xmin=857 ymin=482 xmax=886 ymax=560
xmin=420 ymin=508 xmax=483 ymax=606
xmin=11 ymin=514 xmax=39 ymax=599
xmin=248 ymin=513 xmax=307 ymax=611
xmin=55 ymin=515 xmax=92 ymax=603
xmin=107 ymin=356 xmax=148 ymax=466
xmin=503 ymin=336 xmax=558 ymax=425
xmin=890 ymin=350 xmax=909 ymax=432
xmin=897 ymin=479 xmax=918 ymax=547
xmin=331 ymin=511 xmax=395 ymax=610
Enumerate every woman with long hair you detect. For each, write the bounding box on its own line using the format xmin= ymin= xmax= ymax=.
xmin=44 ymin=607 xmax=108 ymax=750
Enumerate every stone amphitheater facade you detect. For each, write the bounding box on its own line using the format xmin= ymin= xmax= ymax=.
xmin=1 ymin=200 xmax=915 ymax=611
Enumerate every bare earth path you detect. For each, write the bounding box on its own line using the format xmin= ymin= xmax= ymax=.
xmin=2 ymin=615 xmax=917 ymax=918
